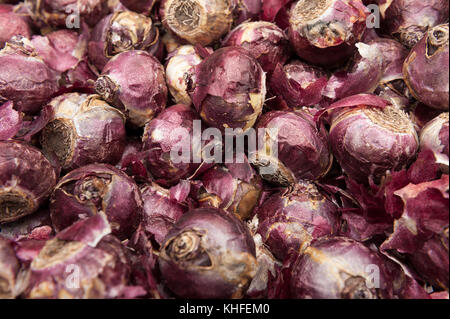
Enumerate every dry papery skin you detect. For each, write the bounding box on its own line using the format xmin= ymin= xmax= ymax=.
xmin=161 ymin=0 xmax=234 ymax=46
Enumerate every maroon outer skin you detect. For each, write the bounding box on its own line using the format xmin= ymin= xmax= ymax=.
xmin=288 ymin=0 xmax=369 ymax=67
xmin=198 ymin=160 xmax=263 ymax=220
xmin=0 ymin=39 xmax=58 ymax=115
xmin=0 ymin=236 xmax=26 ymax=298
xmin=31 ymin=28 xmax=97 ymax=87
xmin=420 ymin=113 xmax=449 ymax=173
xmin=24 ymin=214 xmax=133 ymax=299
xmin=381 ymin=176 xmax=449 ymax=290
xmin=324 ymin=42 xmax=381 ymax=100
xmin=290 ymin=237 xmax=401 ymax=299
xmin=232 ymin=0 xmax=262 ymax=25
xmin=0 ymin=208 xmax=53 ymax=242
xmin=222 ymin=21 xmax=289 ymax=73
xmin=95 ymin=50 xmax=168 ymax=128
xmin=88 ymin=11 xmax=160 ymax=71
xmin=142 ymin=104 xmax=213 ymax=187
xmin=0 ymin=10 xmax=31 ymax=48
xmin=257 ymin=182 xmax=339 ymax=261
xmin=31 ymin=0 xmax=109 ymax=27
xmin=140 ymin=182 xmax=187 ymax=246
xmin=0 ymin=141 xmax=57 ymax=224
xmin=329 ymin=101 xmax=419 ymax=184
xmin=372 ymin=38 xmax=409 ymax=88
xmin=50 ymin=164 xmax=143 ymax=241
xmin=378 ymin=0 xmax=449 ymax=48
xmin=158 ymin=207 xmax=257 ymax=299
xmin=403 ymin=24 xmax=449 ymax=111
xmin=120 ymin=0 xmax=156 ymax=14
xmin=191 ymin=46 xmax=266 ymax=132
xmin=41 ymin=93 xmax=126 ymax=171
xmin=269 ymin=61 xmax=328 ymax=108
xmin=254 ymin=110 xmax=333 ymax=185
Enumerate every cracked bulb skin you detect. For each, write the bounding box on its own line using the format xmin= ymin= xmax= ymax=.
xmin=158 ymin=207 xmax=257 ymax=299
xmin=160 ymin=0 xmax=234 ymax=46
xmin=0 ymin=141 xmax=57 ymax=224
xmin=288 ymin=0 xmax=369 ymax=67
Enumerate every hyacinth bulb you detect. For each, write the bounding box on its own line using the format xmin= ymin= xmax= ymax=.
xmin=0 ymin=38 xmax=58 ymax=115
xmin=40 ymin=93 xmax=127 ymax=171
xmin=420 ymin=113 xmax=449 ymax=173
xmin=95 ymin=50 xmax=168 ymax=128
xmin=191 ymin=46 xmax=266 ymax=133
xmin=222 ymin=21 xmax=290 ymax=73
xmin=24 ymin=214 xmax=132 ymax=299
xmin=0 ymin=141 xmax=57 ymax=224
xmin=88 ymin=11 xmax=160 ymax=71
xmin=403 ymin=23 xmax=449 ymax=111
xmin=257 ymin=181 xmax=340 ymax=260
xmin=288 ymin=0 xmax=369 ymax=67
xmin=165 ymin=45 xmax=203 ymax=106
xmin=50 ymin=164 xmax=143 ymax=240
xmin=252 ymin=109 xmax=332 ymax=186
xmin=329 ymin=96 xmax=419 ymax=184
xmin=377 ymin=0 xmax=449 ymax=48
xmin=290 ymin=237 xmax=406 ymax=299
xmin=160 ymin=0 xmax=234 ymax=46
xmin=158 ymin=207 xmax=257 ymax=298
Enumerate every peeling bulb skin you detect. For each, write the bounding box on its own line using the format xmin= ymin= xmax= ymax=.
xmin=329 ymin=102 xmax=419 ymax=184
xmin=0 ymin=141 xmax=57 ymax=224
xmin=141 ymin=182 xmax=187 ymax=246
xmin=420 ymin=113 xmax=449 ymax=174
xmin=24 ymin=216 xmax=132 ymax=299
xmin=40 ymin=93 xmax=127 ymax=172
xmin=257 ymin=181 xmax=340 ymax=260
xmin=253 ymin=110 xmax=333 ymax=186
xmin=30 ymin=28 xmax=97 ymax=87
xmin=191 ymin=46 xmax=266 ymax=133
xmin=95 ymin=50 xmax=168 ymax=128
xmin=158 ymin=207 xmax=257 ymax=299
xmin=288 ymin=0 xmax=369 ymax=67
xmin=88 ymin=11 xmax=160 ymax=71
xmin=165 ymin=45 xmax=203 ymax=106
xmin=50 ymin=164 xmax=143 ymax=241
xmin=403 ymin=24 xmax=449 ymax=111
xmin=0 ymin=38 xmax=59 ymax=115
xmin=160 ymin=0 xmax=234 ymax=46
xmin=377 ymin=0 xmax=449 ymax=48
xmin=290 ymin=237 xmax=399 ymax=299
xmin=222 ymin=21 xmax=290 ymax=73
